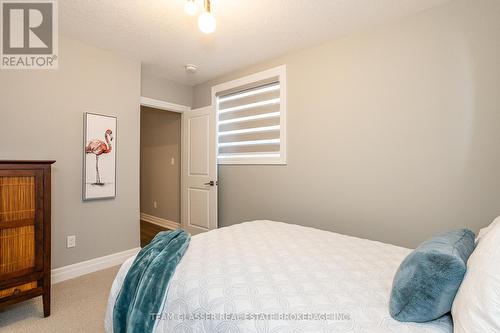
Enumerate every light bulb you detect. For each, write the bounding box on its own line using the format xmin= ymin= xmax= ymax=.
xmin=184 ymin=0 xmax=197 ymax=16
xmin=198 ymin=11 xmax=216 ymax=34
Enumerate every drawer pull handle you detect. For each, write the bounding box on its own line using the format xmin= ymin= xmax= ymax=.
xmin=13 ymin=288 xmax=21 ymax=295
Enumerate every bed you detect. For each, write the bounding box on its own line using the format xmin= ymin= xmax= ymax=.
xmin=105 ymin=221 xmax=453 ymax=333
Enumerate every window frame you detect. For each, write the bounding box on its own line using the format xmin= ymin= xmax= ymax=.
xmin=212 ymin=65 xmax=287 ymax=165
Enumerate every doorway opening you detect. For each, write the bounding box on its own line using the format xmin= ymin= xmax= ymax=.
xmin=139 ymin=106 xmax=181 ymax=247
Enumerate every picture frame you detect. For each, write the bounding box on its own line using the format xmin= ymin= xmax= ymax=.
xmin=83 ymin=112 xmax=117 ymax=200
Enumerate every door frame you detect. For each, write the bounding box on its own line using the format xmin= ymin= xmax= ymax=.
xmin=140 ymin=97 xmax=191 ymax=113
xmin=139 ymin=97 xmax=190 ymax=230
xmin=139 ymin=97 xmax=218 ymax=233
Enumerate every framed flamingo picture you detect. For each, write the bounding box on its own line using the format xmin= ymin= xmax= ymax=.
xmin=83 ymin=113 xmax=117 ymax=200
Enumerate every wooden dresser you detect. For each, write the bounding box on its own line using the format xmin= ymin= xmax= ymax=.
xmin=0 ymin=161 xmax=54 ymax=317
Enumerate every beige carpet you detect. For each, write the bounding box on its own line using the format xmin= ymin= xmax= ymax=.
xmin=0 ymin=266 xmax=119 ymax=333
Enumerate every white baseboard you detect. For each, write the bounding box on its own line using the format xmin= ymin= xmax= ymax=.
xmin=140 ymin=212 xmax=180 ymax=230
xmin=51 ymin=247 xmax=141 ymax=284
xmin=50 ymin=214 xmax=179 ymax=285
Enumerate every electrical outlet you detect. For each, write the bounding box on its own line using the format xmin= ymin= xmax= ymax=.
xmin=153 ymin=201 xmax=157 ymax=209
xmin=170 ymin=158 xmax=175 ymax=165
xmin=67 ymin=235 xmax=76 ymax=248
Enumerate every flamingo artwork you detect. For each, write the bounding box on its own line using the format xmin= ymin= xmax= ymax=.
xmin=85 ymin=129 xmax=113 ymax=186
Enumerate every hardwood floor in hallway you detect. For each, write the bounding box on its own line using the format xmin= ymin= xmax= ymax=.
xmin=140 ymin=220 xmax=169 ymax=247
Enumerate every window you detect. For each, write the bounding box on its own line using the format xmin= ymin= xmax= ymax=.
xmin=212 ymin=65 xmax=286 ymax=165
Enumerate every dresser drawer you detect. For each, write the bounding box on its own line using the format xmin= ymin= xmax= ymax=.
xmin=0 ymin=281 xmax=38 ymax=300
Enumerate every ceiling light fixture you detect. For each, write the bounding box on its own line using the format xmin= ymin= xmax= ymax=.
xmin=184 ymin=0 xmax=197 ymax=16
xmin=198 ymin=0 xmax=216 ymax=34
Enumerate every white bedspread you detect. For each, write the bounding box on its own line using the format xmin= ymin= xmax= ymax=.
xmin=105 ymin=221 xmax=453 ymax=333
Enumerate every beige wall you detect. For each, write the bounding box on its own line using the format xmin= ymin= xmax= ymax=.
xmin=140 ymin=107 xmax=181 ymax=223
xmin=193 ymin=0 xmax=500 ymax=248
xmin=141 ymin=71 xmax=193 ymax=107
xmin=0 ymin=36 xmax=141 ymax=268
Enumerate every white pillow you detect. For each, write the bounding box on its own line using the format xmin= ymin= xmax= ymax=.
xmin=452 ymin=217 xmax=500 ymax=333
xmin=475 ymin=216 xmax=500 ymax=242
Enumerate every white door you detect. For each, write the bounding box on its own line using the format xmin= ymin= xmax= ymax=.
xmin=181 ymin=106 xmax=218 ymax=235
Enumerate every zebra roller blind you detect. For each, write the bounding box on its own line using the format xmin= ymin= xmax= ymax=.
xmin=216 ymin=67 xmax=286 ymax=164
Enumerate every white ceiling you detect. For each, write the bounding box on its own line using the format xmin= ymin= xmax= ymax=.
xmin=59 ymin=0 xmax=451 ymax=86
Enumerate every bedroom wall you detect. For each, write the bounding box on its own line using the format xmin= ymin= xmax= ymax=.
xmin=0 ymin=36 xmax=141 ymax=268
xmin=193 ymin=0 xmax=500 ymax=248
xmin=141 ymin=71 xmax=193 ymax=106
xmin=140 ymin=107 xmax=181 ymax=223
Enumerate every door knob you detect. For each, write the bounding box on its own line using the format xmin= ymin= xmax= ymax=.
xmin=204 ymin=180 xmax=217 ymax=186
